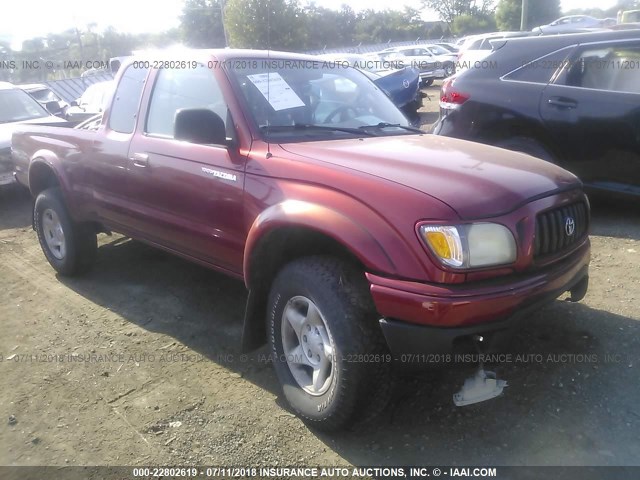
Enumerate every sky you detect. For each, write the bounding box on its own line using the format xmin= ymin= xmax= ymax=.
xmin=0 ymin=0 xmax=623 ymax=51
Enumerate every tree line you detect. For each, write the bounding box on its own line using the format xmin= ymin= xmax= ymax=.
xmin=1 ymin=0 xmax=638 ymax=83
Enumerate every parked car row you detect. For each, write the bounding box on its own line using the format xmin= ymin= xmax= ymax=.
xmin=532 ymin=15 xmax=617 ymax=34
xmin=433 ymin=28 xmax=640 ymax=199
xmin=317 ymin=53 xmax=424 ymax=121
xmin=376 ymin=45 xmax=457 ymax=86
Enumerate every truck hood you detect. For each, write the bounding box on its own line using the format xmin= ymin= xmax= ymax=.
xmin=0 ymin=116 xmax=67 ymax=149
xmin=280 ymin=134 xmax=580 ymax=219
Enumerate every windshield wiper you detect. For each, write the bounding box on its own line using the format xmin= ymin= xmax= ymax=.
xmin=358 ymin=122 xmax=424 ymax=133
xmin=261 ymin=124 xmax=376 ymax=137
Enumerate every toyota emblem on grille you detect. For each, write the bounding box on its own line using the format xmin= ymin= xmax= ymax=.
xmin=565 ymin=217 xmax=576 ymax=236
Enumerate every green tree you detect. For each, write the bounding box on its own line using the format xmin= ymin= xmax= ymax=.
xmin=100 ymin=27 xmax=138 ymax=60
xmin=303 ymin=4 xmax=357 ymax=49
xmin=496 ymin=0 xmax=561 ymax=30
xmin=421 ymin=0 xmax=497 ymax=27
xmin=180 ymin=0 xmax=227 ymax=48
xmin=224 ymin=0 xmax=305 ymax=50
xmin=495 ymin=0 xmax=520 ymax=30
xmin=352 ymin=8 xmax=427 ymax=44
xmin=452 ymin=13 xmax=497 ymax=35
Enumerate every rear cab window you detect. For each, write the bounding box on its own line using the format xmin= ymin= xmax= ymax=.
xmin=109 ymin=65 xmax=149 ymax=134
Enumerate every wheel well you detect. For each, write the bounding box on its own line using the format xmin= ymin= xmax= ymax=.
xmin=241 ymin=227 xmax=366 ymax=352
xmin=28 ymin=161 xmax=105 ymax=234
xmin=29 ymin=162 xmax=60 ymax=197
xmin=249 ymin=227 xmax=364 ymax=288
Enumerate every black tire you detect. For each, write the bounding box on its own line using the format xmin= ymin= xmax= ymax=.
xmin=267 ymin=256 xmax=393 ymax=431
xmin=421 ymin=78 xmax=435 ymax=87
xmin=495 ymin=136 xmax=556 ymax=163
xmin=34 ymin=187 xmax=97 ymax=276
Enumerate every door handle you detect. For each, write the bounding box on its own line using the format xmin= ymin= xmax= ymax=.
xmin=129 ymin=153 xmax=149 ymax=168
xmin=547 ymin=97 xmax=578 ymax=109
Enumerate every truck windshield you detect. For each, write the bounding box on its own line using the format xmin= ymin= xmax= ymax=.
xmin=0 ymin=89 xmax=50 ymax=123
xmin=229 ymin=58 xmax=414 ymax=140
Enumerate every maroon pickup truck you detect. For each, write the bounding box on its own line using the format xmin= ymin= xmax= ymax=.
xmin=11 ymin=50 xmax=590 ymax=431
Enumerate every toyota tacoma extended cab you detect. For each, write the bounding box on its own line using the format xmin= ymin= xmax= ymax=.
xmin=11 ymin=50 xmax=590 ymax=431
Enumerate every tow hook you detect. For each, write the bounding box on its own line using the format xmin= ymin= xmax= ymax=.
xmin=453 ymin=335 xmax=508 ymax=407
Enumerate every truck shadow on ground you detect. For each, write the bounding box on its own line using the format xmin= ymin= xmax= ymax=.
xmin=3 ymin=189 xmax=638 ymax=465
xmin=58 ymin=234 xmax=639 ymax=466
xmin=0 ymin=185 xmax=32 ymax=231
xmin=326 ymin=300 xmax=639 ymax=466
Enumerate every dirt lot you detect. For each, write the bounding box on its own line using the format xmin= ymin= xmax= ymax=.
xmin=1 ymin=90 xmax=639 ymax=467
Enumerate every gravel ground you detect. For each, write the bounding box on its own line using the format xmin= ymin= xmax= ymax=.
xmin=1 ymin=88 xmax=639 ymax=467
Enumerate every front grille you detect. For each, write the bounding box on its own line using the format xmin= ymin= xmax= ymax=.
xmin=534 ymin=202 xmax=588 ymax=258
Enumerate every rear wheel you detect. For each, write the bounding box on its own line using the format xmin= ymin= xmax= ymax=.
xmin=495 ymin=136 xmax=556 ymax=163
xmin=267 ymin=256 xmax=392 ymax=431
xmin=34 ymin=187 xmax=97 ymax=276
xmin=421 ymin=78 xmax=435 ymax=87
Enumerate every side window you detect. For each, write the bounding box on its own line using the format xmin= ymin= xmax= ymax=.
xmin=565 ymin=43 xmax=640 ymax=94
xmin=146 ymin=65 xmax=229 ymax=138
xmin=504 ymin=46 xmax=574 ymax=84
xmin=109 ymin=66 xmax=148 ymax=134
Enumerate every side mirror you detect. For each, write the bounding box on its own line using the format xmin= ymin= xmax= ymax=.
xmin=70 ymin=100 xmax=79 ymax=107
xmin=45 ymin=101 xmax=62 ymax=115
xmin=174 ymin=108 xmax=227 ymax=145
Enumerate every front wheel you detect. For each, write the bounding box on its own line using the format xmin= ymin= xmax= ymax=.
xmin=267 ymin=256 xmax=392 ymax=431
xmin=34 ymin=187 xmax=97 ymax=276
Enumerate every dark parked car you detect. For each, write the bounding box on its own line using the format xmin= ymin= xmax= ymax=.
xmin=19 ymin=83 xmax=68 ymax=117
xmin=0 ymin=82 xmax=66 ymax=186
xmin=378 ymin=46 xmax=456 ymax=85
xmin=433 ymin=29 xmax=640 ymax=198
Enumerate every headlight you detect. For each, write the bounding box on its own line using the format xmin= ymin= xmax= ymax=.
xmin=419 ymin=223 xmax=516 ymax=269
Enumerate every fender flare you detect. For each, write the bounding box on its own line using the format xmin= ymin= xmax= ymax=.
xmin=240 ymin=200 xmax=402 ymax=352
xmin=28 ymin=150 xmax=69 ymax=196
xmin=243 ymin=199 xmax=397 ymax=287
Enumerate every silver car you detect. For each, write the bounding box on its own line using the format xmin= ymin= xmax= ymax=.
xmin=532 ymin=15 xmax=604 ymax=33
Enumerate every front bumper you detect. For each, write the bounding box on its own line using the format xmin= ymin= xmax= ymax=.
xmin=368 ymin=241 xmax=590 ymax=359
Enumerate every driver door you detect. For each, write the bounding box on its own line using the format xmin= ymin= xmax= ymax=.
xmin=125 ymin=65 xmax=247 ymax=273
